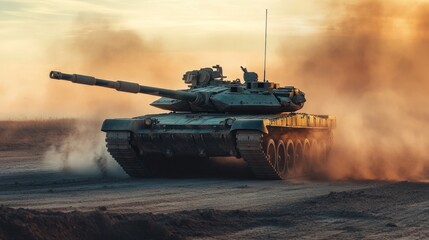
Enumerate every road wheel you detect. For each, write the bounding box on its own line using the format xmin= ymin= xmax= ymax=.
xmin=276 ymin=140 xmax=286 ymax=175
xmin=285 ymin=139 xmax=295 ymax=174
xmin=319 ymin=141 xmax=328 ymax=163
xmin=265 ymin=138 xmax=277 ymax=167
xmin=294 ymin=139 xmax=303 ymax=168
xmin=310 ymin=139 xmax=320 ymax=164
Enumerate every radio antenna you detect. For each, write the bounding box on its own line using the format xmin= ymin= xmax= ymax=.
xmin=263 ymin=9 xmax=268 ymax=82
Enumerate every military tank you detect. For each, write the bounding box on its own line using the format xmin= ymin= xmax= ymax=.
xmin=50 ymin=65 xmax=335 ymax=179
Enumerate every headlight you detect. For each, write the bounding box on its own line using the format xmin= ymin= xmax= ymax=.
xmin=144 ymin=118 xmax=153 ymax=126
xmin=225 ymin=118 xmax=235 ymax=126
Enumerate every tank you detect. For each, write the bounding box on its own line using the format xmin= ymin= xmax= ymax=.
xmin=49 ymin=65 xmax=335 ymax=179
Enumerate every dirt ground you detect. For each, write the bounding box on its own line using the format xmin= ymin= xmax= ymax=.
xmin=0 ymin=120 xmax=428 ymax=239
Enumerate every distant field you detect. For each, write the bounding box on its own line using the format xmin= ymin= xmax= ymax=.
xmin=0 ymin=119 xmax=76 ymax=151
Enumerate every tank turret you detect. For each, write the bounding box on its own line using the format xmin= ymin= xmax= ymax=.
xmin=50 ymin=65 xmax=305 ymax=113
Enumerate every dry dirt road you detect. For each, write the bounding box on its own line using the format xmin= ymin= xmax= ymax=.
xmin=0 ymin=120 xmax=428 ymax=239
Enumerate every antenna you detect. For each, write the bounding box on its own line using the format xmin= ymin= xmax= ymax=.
xmin=263 ymin=9 xmax=268 ymax=82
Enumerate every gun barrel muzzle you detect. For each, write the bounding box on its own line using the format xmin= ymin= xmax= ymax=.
xmin=50 ymin=71 xmax=97 ymax=85
xmin=49 ymin=71 xmax=74 ymax=80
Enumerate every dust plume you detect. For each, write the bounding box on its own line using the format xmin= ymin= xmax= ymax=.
xmin=283 ymin=0 xmax=429 ymax=181
xmin=39 ymin=15 xmax=188 ymax=175
xmin=46 ymin=14 xmax=183 ymax=119
xmin=42 ymin=120 xmax=126 ymax=178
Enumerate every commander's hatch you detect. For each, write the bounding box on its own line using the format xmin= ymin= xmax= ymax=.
xmin=182 ymin=65 xmax=227 ymax=88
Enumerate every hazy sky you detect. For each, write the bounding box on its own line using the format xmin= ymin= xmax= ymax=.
xmin=0 ymin=0 xmax=333 ymax=67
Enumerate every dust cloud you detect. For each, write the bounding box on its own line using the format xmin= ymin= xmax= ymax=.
xmin=42 ymin=120 xmax=126 ymax=178
xmin=46 ymin=14 xmax=184 ymax=119
xmin=40 ymin=15 xmax=171 ymax=176
xmin=283 ymin=1 xmax=429 ymax=181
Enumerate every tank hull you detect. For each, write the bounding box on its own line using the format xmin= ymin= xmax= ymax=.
xmin=102 ymin=113 xmax=335 ymax=179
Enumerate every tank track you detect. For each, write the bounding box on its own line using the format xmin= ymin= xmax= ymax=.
xmin=236 ymin=130 xmax=281 ymax=180
xmin=106 ymin=130 xmax=331 ymax=179
xmin=105 ymin=131 xmax=150 ymax=178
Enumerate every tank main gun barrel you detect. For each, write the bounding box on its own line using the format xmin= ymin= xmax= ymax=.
xmin=49 ymin=71 xmax=198 ymax=102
